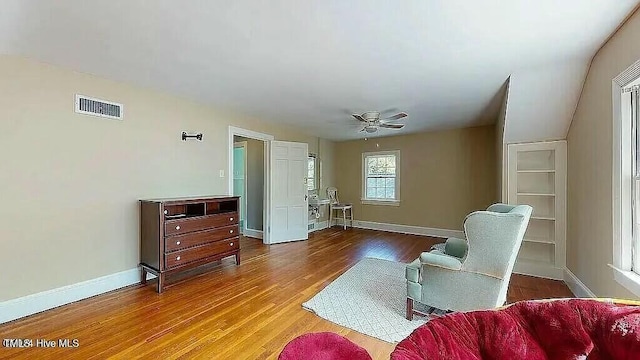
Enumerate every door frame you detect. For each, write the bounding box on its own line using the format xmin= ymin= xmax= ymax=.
xmin=228 ymin=126 xmax=274 ymax=244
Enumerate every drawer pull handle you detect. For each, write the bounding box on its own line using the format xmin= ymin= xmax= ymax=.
xmin=176 ymin=256 xmax=181 ymax=261
xmin=164 ymin=210 xmax=168 ymax=214
xmin=176 ymin=241 xmax=181 ymax=245
xmin=230 ymin=243 xmax=234 ymax=246
xmin=230 ymin=230 xmax=234 ymax=234
xmin=230 ymin=217 xmax=234 ymax=221
xmin=175 ymin=225 xmax=180 ymax=230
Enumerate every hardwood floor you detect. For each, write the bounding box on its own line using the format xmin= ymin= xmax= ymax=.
xmin=0 ymin=228 xmax=573 ymax=359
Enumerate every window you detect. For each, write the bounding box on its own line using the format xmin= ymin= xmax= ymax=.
xmin=307 ymin=154 xmax=316 ymax=191
xmin=632 ymin=86 xmax=640 ymax=273
xmin=612 ymin=70 xmax=640 ymax=297
xmin=362 ymin=150 xmax=400 ymax=205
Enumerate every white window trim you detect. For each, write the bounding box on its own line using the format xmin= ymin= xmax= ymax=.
xmin=361 ymin=150 xmax=400 ymax=206
xmin=307 ymin=153 xmax=317 ymax=192
xmin=611 ymin=59 xmax=640 ymax=297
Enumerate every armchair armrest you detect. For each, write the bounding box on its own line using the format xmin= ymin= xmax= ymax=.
xmin=419 ymin=251 xmax=463 ymax=271
xmin=405 ymin=259 xmax=421 ymax=283
xmin=445 ymin=237 xmax=468 ymax=259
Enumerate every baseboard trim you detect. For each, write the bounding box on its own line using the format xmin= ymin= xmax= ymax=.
xmin=0 ymin=268 xmax=154 ymax=324
xmin=309 ymin=220 xmax=329 ymax=233
xmin=564 ymin=268 xmax=596 ymax=298
xmin=333 ymin=219 xmax=463 ymax=239
xmin=244 ymin=228 xmax=263 ymax=239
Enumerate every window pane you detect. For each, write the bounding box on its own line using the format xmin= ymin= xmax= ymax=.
xmin=376 ymin=178 xmax=385 ymax=187
xmin=307 ymin=179 xmax=314 ymax=190
xmin=388 ymin=156 xmax=396 ymax=167
xmin=386 ymin=187 xmax=395 ymax=199
xmin=386 ymin=178 xmax=395 ymax=188
xmin=376 ymin=187 xmax=385 ymax=198
xmin=367 ymin=158 xmax=377 ymax=175
xmin=367 ymin=177 xmax=376 ymax=188
xmin=385 ymin=166 xmax=396 ymax=175
xmin=367 ymin=187 xmax=376 ymax=198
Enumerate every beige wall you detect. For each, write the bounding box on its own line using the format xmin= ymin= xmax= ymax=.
xmin=566 ymin=10 xmax=640 ymax=298
xmin=496 ymin=79 xmax=510 ymax=202
xmin=334 ymin=126 xmax=497 ymax=230
xmin=0 ymin=55 xmax=333 ymax=301
xmin=318 ymin=138 xmax=335 ymax=194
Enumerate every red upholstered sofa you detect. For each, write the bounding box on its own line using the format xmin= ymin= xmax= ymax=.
xmin=392 ymin=299 xmax=640 ymax=360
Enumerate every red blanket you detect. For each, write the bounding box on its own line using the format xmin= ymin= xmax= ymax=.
xmin=392 ymin=299 xmax=640 ymax=360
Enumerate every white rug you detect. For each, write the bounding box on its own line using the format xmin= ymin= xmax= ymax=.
xmin=302 ymin=257 xmax=436 ymax=343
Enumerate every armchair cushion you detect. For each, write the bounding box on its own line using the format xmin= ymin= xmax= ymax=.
xmin=419 ymin=252 xmax=463 ymax=271
xmin=444 ymin=237 xmax=468 ymax=259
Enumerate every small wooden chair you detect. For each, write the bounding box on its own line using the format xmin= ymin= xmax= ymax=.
xmin=327 ymin=187 xmax=353 ymax=230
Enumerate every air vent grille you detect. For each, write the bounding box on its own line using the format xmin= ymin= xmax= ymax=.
xmin=75 ymin=95 xmax=123 ymax=120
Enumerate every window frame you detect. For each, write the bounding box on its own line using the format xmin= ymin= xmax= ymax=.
xmin=361 ymin=150 xmax=400 ymax=206
xmin=307 ymin=153 xmax=317 ymax=192
xmin=612 ymin=66 xmax=640 ymax=297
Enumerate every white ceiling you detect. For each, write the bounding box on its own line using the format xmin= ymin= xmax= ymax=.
xmin=0 ymin=1 xmax=638 ymax=141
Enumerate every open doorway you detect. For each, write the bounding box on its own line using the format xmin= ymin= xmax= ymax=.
xmin=233 ymin=135 xmax=264 ymax=238
xmin=232 ymin=141 xmax=247 ymax=232
xmin=228 ymin=126 xmax=273 ymax=244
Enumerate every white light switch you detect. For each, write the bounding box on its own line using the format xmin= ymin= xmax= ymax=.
xmin=219 ymin=170 xmax=224 ymax=177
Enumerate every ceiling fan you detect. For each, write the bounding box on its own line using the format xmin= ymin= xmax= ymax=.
xmin=352 ymin=111 xmax=408 ymax=133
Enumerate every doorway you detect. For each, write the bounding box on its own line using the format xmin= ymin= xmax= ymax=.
xmin=233 ymin=135 xmax=265 ymax=238
xmin=232 ymin=141 xmax=247 ymax=232
xmin=228 ymin=126 xmax=273 ymax=244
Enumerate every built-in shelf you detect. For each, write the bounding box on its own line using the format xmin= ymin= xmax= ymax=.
xmin=517 ymin=169 xmax=555 ymax=173
xmin=508 ymin=141 xmax=566 ymax=280
xmin=517 ymin=192 xmax=556 ymax=197
xmin=518 ymin=258 xmax=553 ymax=266
xmin=531 ymin=216 xmax=556 ymax=221
xmin=524 ymin=238 xmax=555 ymax=245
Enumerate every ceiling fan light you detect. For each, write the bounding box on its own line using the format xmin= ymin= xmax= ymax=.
xmin=365 ymin=126 xmax=377 ymax=133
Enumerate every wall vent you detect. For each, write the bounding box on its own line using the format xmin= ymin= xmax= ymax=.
xmin=75 ymin=95 xmax=123 ymax=120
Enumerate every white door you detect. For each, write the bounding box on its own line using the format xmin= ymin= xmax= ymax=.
xmin=269 ymin=141 xmax=308 ymax=244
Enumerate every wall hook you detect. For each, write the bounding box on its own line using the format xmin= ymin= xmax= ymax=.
xmin=182 ymin=132 xmax=203 ymax=141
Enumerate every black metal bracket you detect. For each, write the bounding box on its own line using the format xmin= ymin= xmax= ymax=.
xmin=182 ymin=132 xmax=203 ymax=141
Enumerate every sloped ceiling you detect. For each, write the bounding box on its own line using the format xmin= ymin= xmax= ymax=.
xmin=0 ymin=0 xmax=637 ymax=141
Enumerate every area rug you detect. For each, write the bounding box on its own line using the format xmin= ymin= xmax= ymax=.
xmin=302 ymin=257 xmax=441 ymax=343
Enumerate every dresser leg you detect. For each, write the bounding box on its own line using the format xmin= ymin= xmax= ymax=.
xmin=157 ymin=273 xmax=165 ymax=293
xmin=140 ymin=267 xmax=147 ymax=285
xmin=235 ymin=252 xmax=241 ymax=265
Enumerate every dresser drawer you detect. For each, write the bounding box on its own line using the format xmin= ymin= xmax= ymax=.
xmin=165 ymin=212 xmax=238 ymax=236
xmin=165 ymin=238 xmax=239 ymax=269
xmin=165 ymin=225 xmax=239 ymax=252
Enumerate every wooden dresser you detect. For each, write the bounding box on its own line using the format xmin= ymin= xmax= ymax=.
xmin=139 ymin=196 xmax=240 ymax=293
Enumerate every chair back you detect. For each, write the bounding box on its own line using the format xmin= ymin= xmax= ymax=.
xmin=327 ymin=187 xmax=340 ymax=205
xmin=461 ymin=204 xmax=532 ymax=291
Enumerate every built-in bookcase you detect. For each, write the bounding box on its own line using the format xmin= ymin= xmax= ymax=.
xmin=507 ymin=141 xmax=566 ymax=279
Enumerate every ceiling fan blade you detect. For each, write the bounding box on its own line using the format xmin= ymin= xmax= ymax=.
xmin=382 ymin=112 xmax=408 ymax=121
xmin=352 ymin=114 xmax=367 ymax=122
xmin=379 ymin=123 xmax=405 ymax=129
